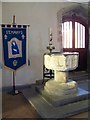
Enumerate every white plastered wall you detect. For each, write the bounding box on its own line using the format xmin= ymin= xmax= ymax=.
xmin=2 ymin=2 xmax=77 ymax=88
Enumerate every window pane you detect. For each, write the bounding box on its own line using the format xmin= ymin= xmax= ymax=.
xmin=66 ymin=22 xmax=69 ymax=48
xmin=75 ymin=22 xmax=85 ymax=48
xmin=70 ymin=21 xmax=72 ymax=48
xmin=64 ymin=22 xmax=67 ymax=48
xmin=82 ymin=26 xmax=85 ymax=48
xmin=62 ymin=23 xmax=64 ymax=48
xmin=78 ymin=23 xmax=80 ymax=48
xmin=81 ymin=24 xmax=83 ymax=48
xmin=62 ymin=21 xmax=72 ymax=48
xmin=75 ymin=22 xmax=78 ymax=48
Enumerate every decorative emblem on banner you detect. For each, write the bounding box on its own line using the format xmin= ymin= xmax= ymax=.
xmin=8 ymin=37 xmax=22 ymax=58
xmin=2 ymin=25 xmax=27 ymax=71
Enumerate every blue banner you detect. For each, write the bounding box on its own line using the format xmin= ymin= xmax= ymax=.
xmin=2 ymin=26 xmax=27 ymax=70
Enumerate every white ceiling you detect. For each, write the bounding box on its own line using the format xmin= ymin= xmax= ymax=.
xmin=0 ymin=0 xmax=89 ymax=3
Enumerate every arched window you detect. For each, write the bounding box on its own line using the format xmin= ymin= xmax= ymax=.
xmin=62 ymin=19 xmax=86 ymax=49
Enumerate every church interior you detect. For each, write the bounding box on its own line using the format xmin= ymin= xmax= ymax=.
xmin=0 ymin=1 xmax=90 ymax=119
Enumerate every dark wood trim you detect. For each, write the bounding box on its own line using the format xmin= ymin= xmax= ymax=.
xmin=62 ymin=16 xmax=87 ymax=26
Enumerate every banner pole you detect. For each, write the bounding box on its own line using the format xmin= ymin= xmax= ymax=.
xmin=12 ymin=15 xmax=16 ymax=94
xmin=10 ymin=15 xmax=19 ymax=95
xmin=12 ymin=71 xmax=15 ymax=93
xmin=12 ymin=71 xmax=18 ymax=94
xmin=12 ymin=15 xmax=16 ymax=25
